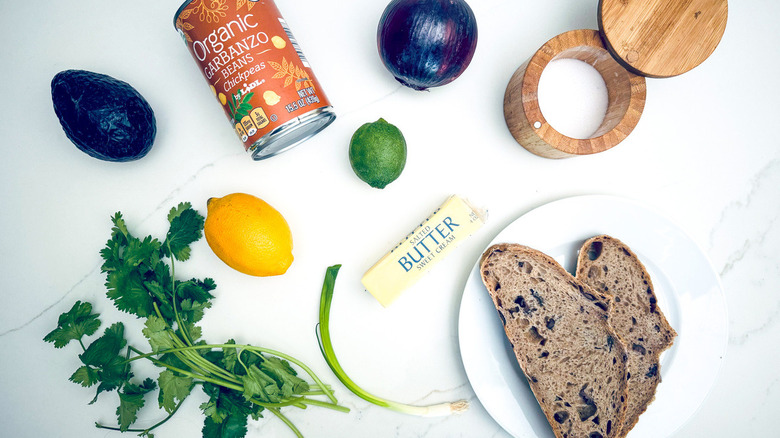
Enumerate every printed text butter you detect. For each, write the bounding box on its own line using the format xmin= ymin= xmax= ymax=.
xmin=362 ymin=195 xmax=487 ymax=307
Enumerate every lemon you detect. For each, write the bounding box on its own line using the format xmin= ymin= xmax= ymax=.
xmin=348 ymin=118 xmax=407 ymax=189
xmin=204 ymin=193 xmax=293 ymax=277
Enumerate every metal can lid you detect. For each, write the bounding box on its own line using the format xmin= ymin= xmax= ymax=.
xmin=598 ymin=0 xmax=728 ymax=78
xmin=249 ymin=107 xmax=337 ymax=161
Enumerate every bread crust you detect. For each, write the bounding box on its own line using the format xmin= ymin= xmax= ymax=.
xmin=576 ymin=235 xmax=677 ymax=437
xmin=480 ymin=243 xmax=629 ymax=438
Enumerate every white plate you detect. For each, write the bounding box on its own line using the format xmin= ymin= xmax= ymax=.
xmin=458 ymin=195 xmax=728 ymax=438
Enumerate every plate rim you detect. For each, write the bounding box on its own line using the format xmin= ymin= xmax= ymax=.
xmin=457 ymin=194 xmax=729 ymax=437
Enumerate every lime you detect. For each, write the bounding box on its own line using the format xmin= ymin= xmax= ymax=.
xmin=348 ymin=118 xmax=407 ymax=189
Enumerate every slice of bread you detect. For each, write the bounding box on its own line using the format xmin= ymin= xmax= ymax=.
xmin=480 ymin=243 xmax=628 ymax=438
xmin=576 ymin=235 xmax=677 ymax=437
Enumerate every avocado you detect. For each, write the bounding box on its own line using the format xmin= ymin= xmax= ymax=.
xmin=51 ymin=70 xmax=156 ymax=162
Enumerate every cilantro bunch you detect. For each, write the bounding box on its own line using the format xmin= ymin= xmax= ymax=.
xmin=44 ymin=203 xmax=347 ymax=438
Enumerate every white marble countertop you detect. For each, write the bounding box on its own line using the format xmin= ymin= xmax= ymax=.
xmin=2 ymin=1 xmax=778 ymax=437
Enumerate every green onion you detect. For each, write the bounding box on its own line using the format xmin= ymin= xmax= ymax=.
xmin=316 ymin=264 xmax=469 ymax=417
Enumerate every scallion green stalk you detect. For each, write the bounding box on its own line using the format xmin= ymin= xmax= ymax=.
xmin=316 ymin=264 xmax=469 ymax=417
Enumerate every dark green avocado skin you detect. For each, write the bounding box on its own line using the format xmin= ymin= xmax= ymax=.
xmin=51 ymin=70 xmax=156 ymax=162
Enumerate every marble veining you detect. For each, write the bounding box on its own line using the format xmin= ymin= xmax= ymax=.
xmin=0 ymin=265 xmax=100 ymax=338
xmin=707 ymin=158 xmax=780 ymax=347
xmin=710 ymin=158 xmax=780 ymax=277
xmin=729 ymin=300 xmax=780 ymax=346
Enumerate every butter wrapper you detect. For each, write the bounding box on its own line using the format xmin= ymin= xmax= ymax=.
xmin=362 ymin=195 xmax=487 ymax=307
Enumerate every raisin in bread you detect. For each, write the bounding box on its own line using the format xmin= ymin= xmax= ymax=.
xmin=480 ymin=243 xmax=628 ymax=438
xmin=576 ymin=235 xmax=677 ymax=437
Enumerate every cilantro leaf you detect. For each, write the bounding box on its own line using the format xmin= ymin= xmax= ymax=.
xmin=43 ymin=301 xmax=101 ymax=348
xmin=125 ymin=236 xmax=162 ymax=268
xmin=158 ymin=370 xmax=193 ymax=413
xmin=241 ymin=365 xmax=281 ymax=403
xmin=104 ymin=265 xmax=154 ymax=317
xmin=100 ymin=214 xmax=165 ymax=318
xmin=79 ymin=323 xmax=126 ymax=367
xmin=200 ymin=383 xmax=261 ymax=426
xmin=200 ymin=399 xmax=227 ymax=424
xmin=260 ymin=356 xmax=309 ymax=397
xmin=163 ymin=203 xmax=204 ymax=262
xmin=144 ymin=280 xmax=175 ymax=321
xmin=88 ymin=354 xmax=133 ymax=404
xmin=110 ymin=212 xmax=130 ymax=240
xmin=47 ymin=203 xmax=342 ymax=438
xmin=179 ymin=298 xmax=211 ymax=325
xmin=100 ymin=205 xmax=211 ymax=324
xmin=166 ymin=202 xmax=192 ymax=223
xmin=76 ymin=323 xmax=131 ymax=404
xmin=176 ymin=321 xmax=203 ymax=345
xmin=176 ymin=279 xmax=216 ymax=310
xmin=142 ymin=316 xmax=174 ymax=353
xmin=233 ymin=349 xmax=262 ymax=375
xmin=144 ymin=280 xmax=168 ymax=303
xmin=221 ymin=340 xmax=238 ymax=372
xmin=69 ymin=365 xmax=100 ymax=387
xmin=202 ymin=414 xmax=248 ymax=438
xmin=239 ymin=366 xmax=265 ymax=401
xmin=116 ymin=378 xmax=156 ymax=431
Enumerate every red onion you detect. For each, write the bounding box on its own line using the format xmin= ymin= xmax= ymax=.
xmin=377 ymin=0 xmax=478 ymax=91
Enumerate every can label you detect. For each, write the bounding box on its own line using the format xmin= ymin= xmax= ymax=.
xmin=175 ymin=0 xmax=331 ymax=151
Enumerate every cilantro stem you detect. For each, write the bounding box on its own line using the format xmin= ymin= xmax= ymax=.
xmin=95 ymin=390 xmax=187 ymax=434
xmin=166 ymin=240 xmax=193 ymax=347
xmin=249 ymin=397 xmax=306 ymax=409
xmin=50 ymin=206 xmax=353 ymax=438
xmin=236 ymin=348 xmax=251 ymax=374
xmin=151 ymin=302 xmax=240 ymax=385
xmin=127 ymin=345 xmax=341 ymax=415
xmin=127 ymin=346 xmax=238 ymax=391
xmin=301 ymin=389 xmax=330 ymax=396
xmin=169 ymin=330 xmax=240 ymax=384
xmin=247 ymin=395 xmax=345 ymax=412
xmin=118 ymin=346 xmax=133 ymax=393
xmin=300 ymin=398 xmax=351 ymax=413
xmin=129 ymin=343 xmax=340 ymax=405
xmin=158 ymin=334 xmax=218 ymax=383
xmin=267 ymin=408 xmax=304 ymax=438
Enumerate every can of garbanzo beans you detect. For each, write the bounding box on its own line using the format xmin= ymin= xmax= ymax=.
xmin=174 ymin=0 xmax=335 ymax=160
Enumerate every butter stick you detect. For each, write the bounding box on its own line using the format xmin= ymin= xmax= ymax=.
xmin=362 ymin=195 xmax=487 ymax=307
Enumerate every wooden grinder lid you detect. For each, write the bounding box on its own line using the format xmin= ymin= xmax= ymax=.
xmin=598 ymin=0 xmax=728 ymax=78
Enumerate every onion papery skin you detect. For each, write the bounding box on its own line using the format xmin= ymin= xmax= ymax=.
xmin=378 ymin=0 xmax=478 ymax=91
